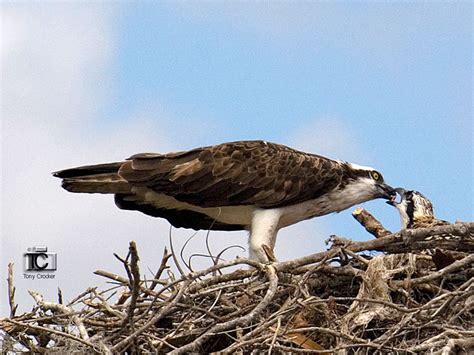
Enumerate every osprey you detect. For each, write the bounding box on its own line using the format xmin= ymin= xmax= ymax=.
xmin=54 ymin=140 xmax=396 ymax=262
xmin=387 ymin=188 xmax=447 ymax=229
xmin=387 ymin=188 xmax=473 ymax=269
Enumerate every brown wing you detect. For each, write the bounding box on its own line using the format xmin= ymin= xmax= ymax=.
xmin=118 ymin=140 xmax=343 ymax=208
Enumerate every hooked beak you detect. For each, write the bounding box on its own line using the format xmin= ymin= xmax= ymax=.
xmin=386 ymin=187 xmax=406 ymax=206
xmin=377 ymin=183 xmax=397 ymax=201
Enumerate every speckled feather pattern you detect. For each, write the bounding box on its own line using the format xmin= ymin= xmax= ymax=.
xmin=54 ymin=140 xmax=386 ymax=234
xmin=118 ymin=140 xmax=344 ymax=208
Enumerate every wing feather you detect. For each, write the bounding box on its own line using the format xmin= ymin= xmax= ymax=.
xmin=118 ymin=140 xmax=343 ymax=208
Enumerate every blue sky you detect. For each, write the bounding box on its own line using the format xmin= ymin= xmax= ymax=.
xmin=110 ymin=2 xmax=472 ymax=218
xmin=2 ymin=2 xmax=472 ymax=315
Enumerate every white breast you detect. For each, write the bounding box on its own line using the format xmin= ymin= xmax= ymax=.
xmin=132 ymin=177 xmax=376 ymax=230
xmin=279 ymin=178 xmax=377 ymax=227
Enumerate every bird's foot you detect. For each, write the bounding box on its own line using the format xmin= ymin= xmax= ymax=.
xmin=262 ymin=244 xmax=278 ymax=263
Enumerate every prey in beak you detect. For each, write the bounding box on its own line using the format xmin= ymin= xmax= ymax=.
xmin=385 ymin=187 xmax=407 ymax=207
xmin=387 ymin=187 xmax=406 ymax=206
xmin=378 ymin=183 xmax=397 ymax=201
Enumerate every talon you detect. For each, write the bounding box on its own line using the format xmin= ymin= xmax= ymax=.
xmin=262 ymin=244 xmax=278 ymax=263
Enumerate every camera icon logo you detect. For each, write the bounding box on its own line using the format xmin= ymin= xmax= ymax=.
xmin=24 ymin=246 xmax=57 ymax=271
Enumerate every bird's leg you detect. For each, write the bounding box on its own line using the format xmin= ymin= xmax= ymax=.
xmin=262 ymin=244 xmax=277 ymax=262
xmin=248 ymin=208 xmax=281 ymax=263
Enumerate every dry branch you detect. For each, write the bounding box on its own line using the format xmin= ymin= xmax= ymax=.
xmin=352 ymin=207 xmax=392 ymax=238
xmin=1 ymin=214 xmax=473 ymax=354
xmin=124 ymin=240 xmax=140 ymax=330
xmin=7 ymin=263 xmax=17 ymax=318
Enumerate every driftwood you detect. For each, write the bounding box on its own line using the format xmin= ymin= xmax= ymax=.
xmin=1 ymin=211 xmax=473 ymax=354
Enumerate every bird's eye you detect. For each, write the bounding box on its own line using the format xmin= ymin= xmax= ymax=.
xmin=370 ymin=171 xmax=382 ymax=181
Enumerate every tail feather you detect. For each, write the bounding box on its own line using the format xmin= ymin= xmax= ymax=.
xmin=53 ymin=162 xmax=123 ymax=178
xmin=54 ymin=162 xmax=131 ymax=194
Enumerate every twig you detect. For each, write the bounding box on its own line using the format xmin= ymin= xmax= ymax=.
xmin=169 ymin=225 xmax=185 ymax=277
xmin=29 ymin=290 xmax=90 ymax=341
xmin=7 ymin=263 xmax=17 ymax=318
xmin=263 ymin=342 xmax=409 ymax=354
xmin=149 ymin=247 xmax=172 ymax=291
xmin=93 ymin=270 xmax=129 ymax=284
xmin=89 ymin=288 xmax=125 ymax=320
xmin=341 ymin=248 xmax=371 ymax=265
xmin=110 ymin=279 xmax=191 ymax=353
xmin=221 ymin=294 xmax=296 ymax=353
xmin=180 ymin=230 xmax=199 ymax=272
xmin=170 ymin=264 xmax=279 ymax=354
xmin=2 ymin=220 xmax=472 ymax=354
xmin=441 ymin=337 xmax=474 ymax=355
xmin=124 ymin=240 xmax=140 ymax=330
xmin=287 ymin=326 xmax=368 ymax=344
xmin=67 ymin=287 xmax=97 ymax=306
xmin=392 ymin=254 xmax=474 ymax=287
xmin=57 ymin=287 xmax=63 ymax=305
xmin=114 ymin=252 xmax=133 ymax=290
xmin=3 ymin=318 xmax=98 ymax=350
xmin=268 ymin=317 xmax=281 ymax=354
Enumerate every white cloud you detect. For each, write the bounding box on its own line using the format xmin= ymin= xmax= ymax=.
xmin=0 ymin=4 xmax=255 ymax=316
xmin=0 ymin=4 xmax=172 ymax=316
xmin=3 ymin=4 xmax=114 ymax=128
xmin=1 ymin=4 xmax=348 ymax=317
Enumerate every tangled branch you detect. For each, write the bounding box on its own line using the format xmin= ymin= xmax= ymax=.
xmin=1 ymin=213 xmax=473 ymax=354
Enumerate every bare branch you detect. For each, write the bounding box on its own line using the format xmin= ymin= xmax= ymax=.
xmin=7 ymin=263 xmax=17 ymax=318
xmin=124 ymin=240 xmax=140 ymax=330
xmin=2 ymin=220 xmax=472 ymax=354
xmin=352 ymin=207 xmax=392 ymax=238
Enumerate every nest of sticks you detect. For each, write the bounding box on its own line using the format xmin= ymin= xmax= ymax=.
xmin=1 ymin=210 xmax=473 ymax=354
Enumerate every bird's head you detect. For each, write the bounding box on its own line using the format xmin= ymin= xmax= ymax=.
xmin=387 ymin=188 xmax=434 ymax=228
xmin=338 ymin=163 xmax=396 ymax=208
